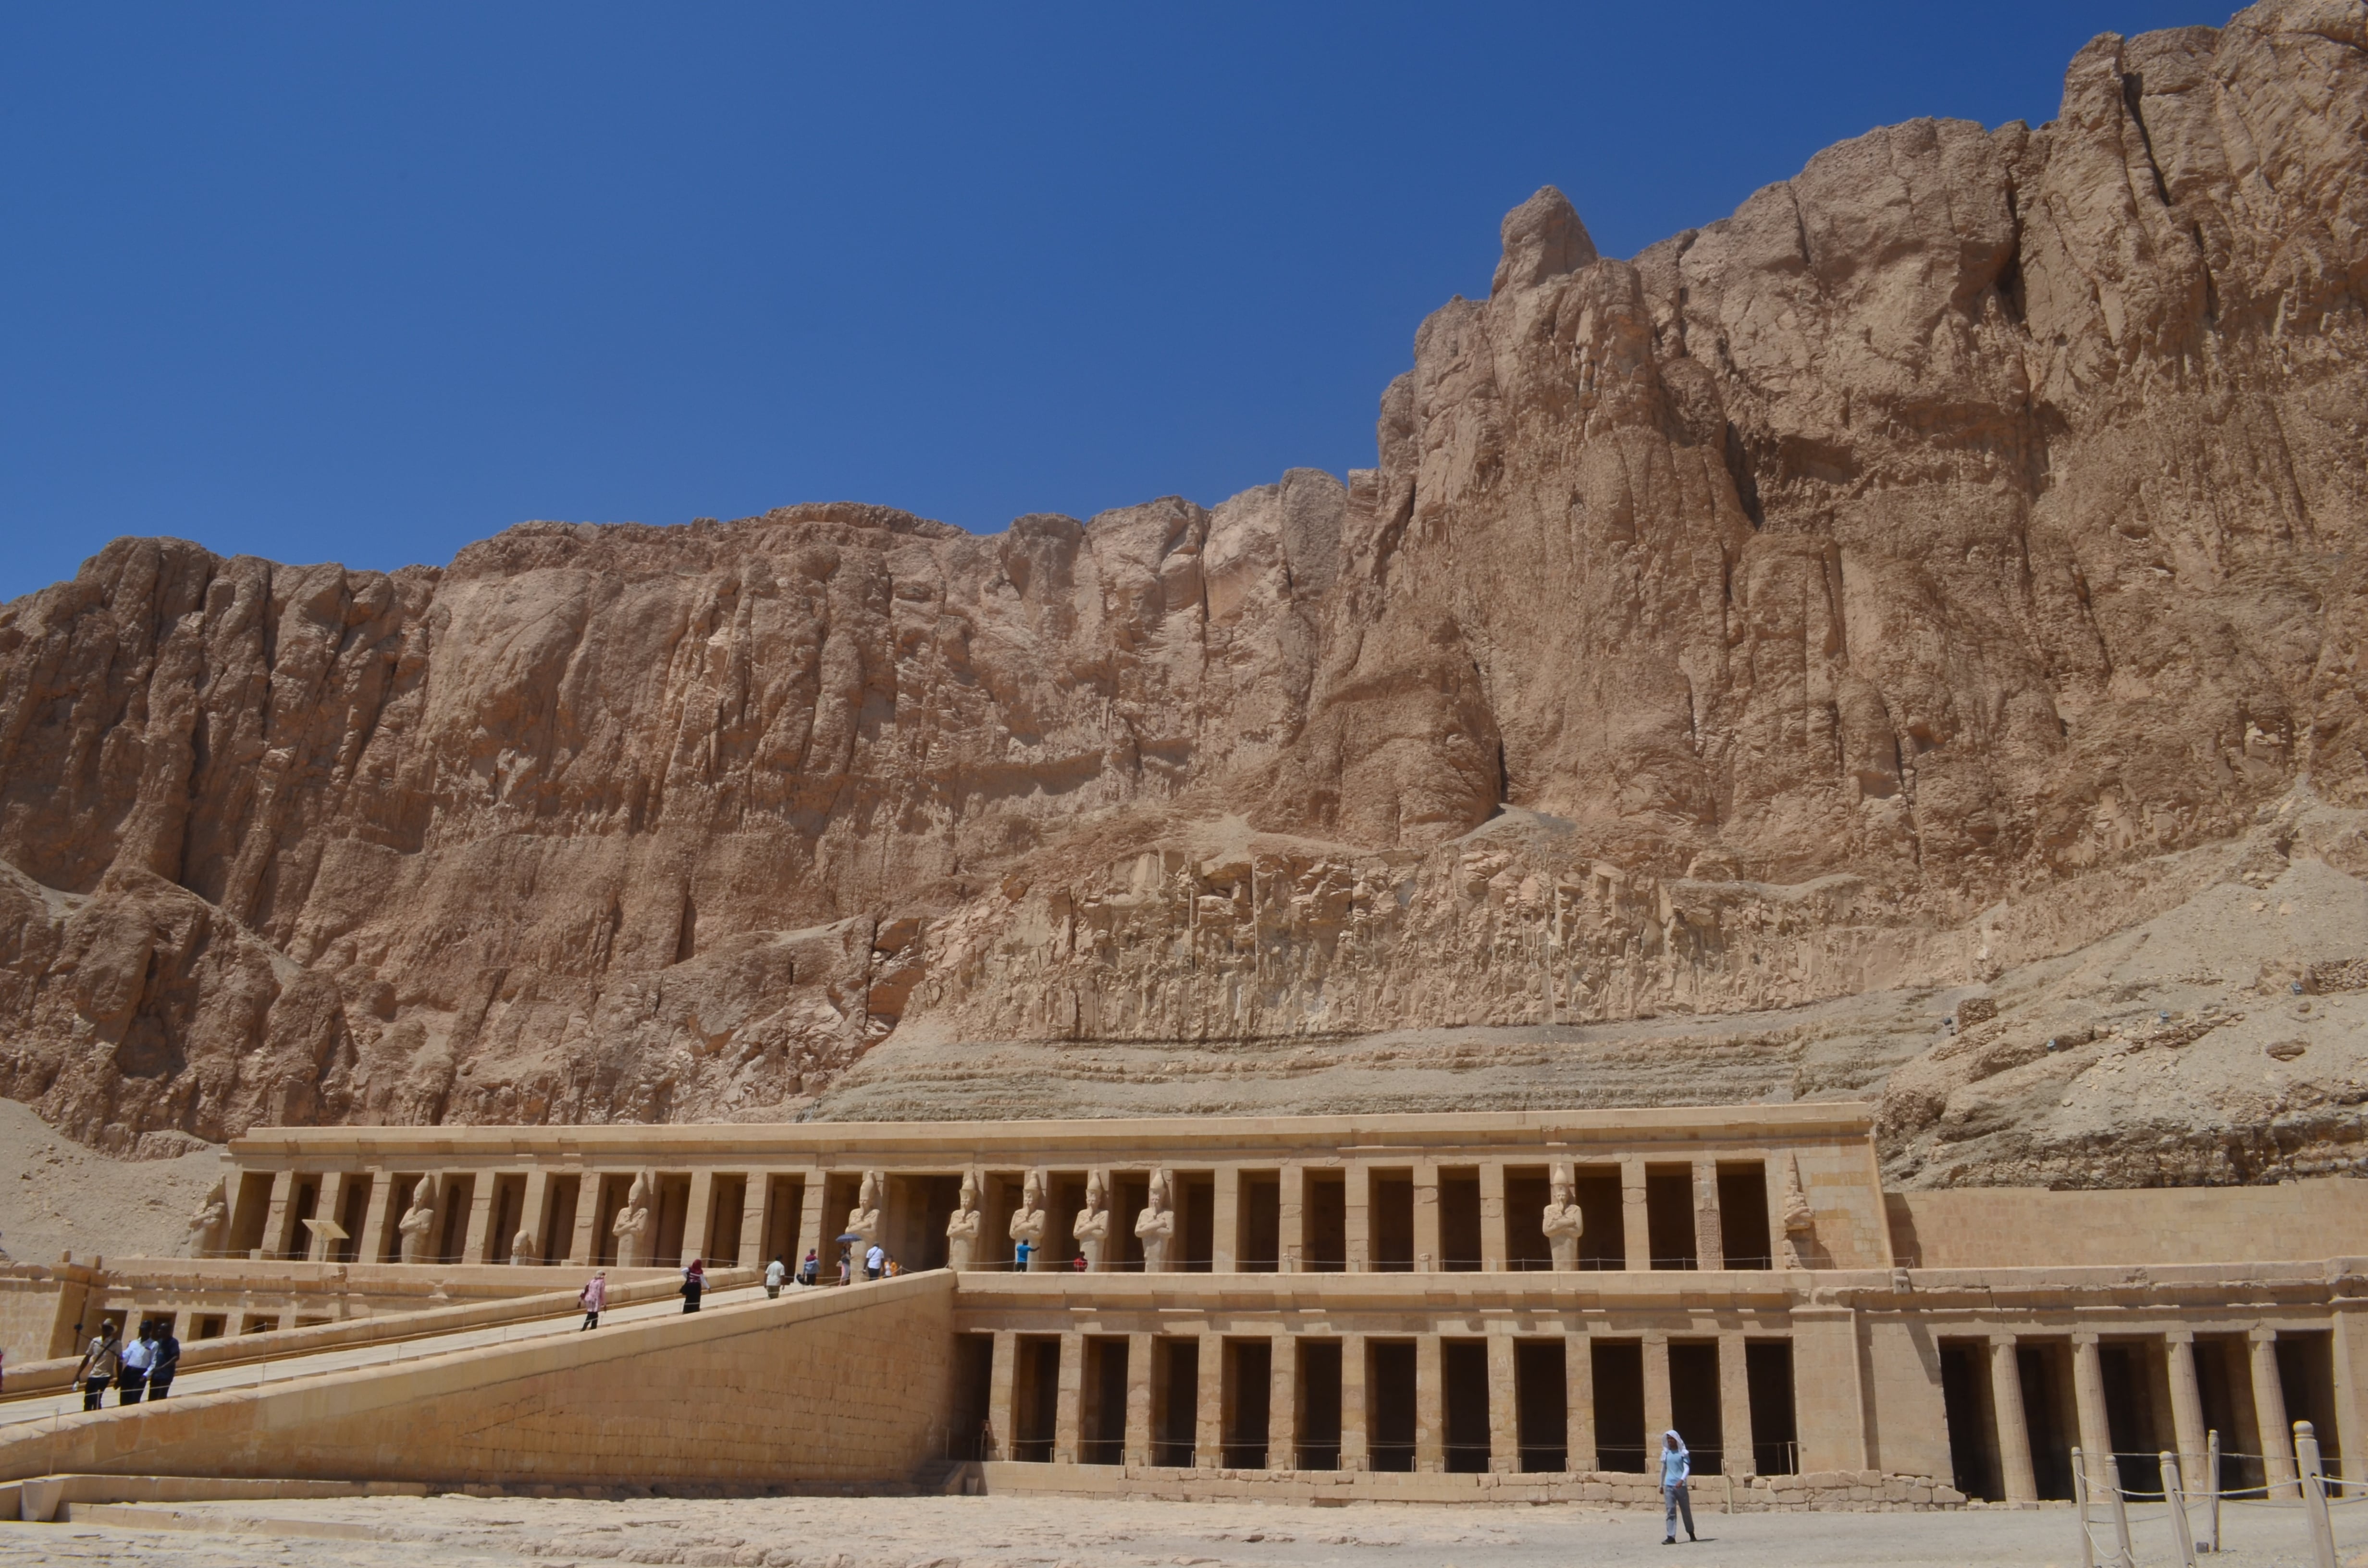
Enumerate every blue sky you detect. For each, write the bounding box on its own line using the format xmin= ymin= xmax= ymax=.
xmin=1 ymin=2 xmax=2223 ymax=601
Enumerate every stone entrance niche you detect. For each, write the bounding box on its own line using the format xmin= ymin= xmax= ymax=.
xmin=650 ymin=1174 xmax=692 ymax=1267
xmin=1592 ymin=1338 xmax=1647 ymax=1471
xmin=1440 ymin=1168 xmax=1482 ymax=1271
xmin=1305 ymin=1173 xmax=1346 ymax=1271
xmin=1176 ymin=1172 xmax=1215 ymax=1271
xmin=1370 ymin=1171 xmax=1415 ymax=1272
xmin=1048 ymin=1173 xmax=1088 ymax=1269
xmin=1236 ymin=1171 xmax=1281 ymax=1271
xmin=1442 ymin=1338 xmax=1491 ymax=1471
xmin=1574 ymin=1166 xmax=1626 ymax=1268
xmin=2099 ymin=1338 xmax=2177 ymax=1497
xmin=539 ymin=1174 xmax=581 ymax=1266
xmin=489 ymin=1175 xmax=527 ymax=1263
xmin=333 ymin=1175 xmax=371 ymax=1262
xmin=950 ymin=1333 xmax=994 ymax=1460
xmin=592 ymin=1174 xmax=632 ymax=1267
xmin=1295 ymin=1338 xmax=1344 ymax=1469
xmin=1152 ymin=1337 xmax=1199 ymax=1465
xmin=1515 ymin=1338 xmax=1567 ymax=1470
xmin=1717 ymin=1163 xmax=1773 ymax=1269
xmin=2017 ymin=1340 xmax=2080 ymax=1501
xmin=1645 ymin=1165 xmax=1695 ymax=1270
xmin=1746 ymin=1340 xmax=1798 ymax=1475
xmin=758 ymin=1174 xmax=803 ymax=1268
xmin=1112 ymin=1173 xmax=1148 ymax=1269
xmin=2277 ymin=1331 xmax=2343 ymax=1475
xmin=1505 ymin=1167 xmax=1553 ymax=1270
xmin=702 ymin=1174 xmax=746 ymax=1266
xmin=1939 ymin=1341 xmax=2004 ymax=1500
xmin=1011 ymin=1335 xmax=1060 ymax=1461
xmin=436 ymin=1174 xmax=476 ymax=1264
xmin=1081 ymin=1336 xmax=1128 ymax=1464
xmin=1667 ymin=1339 xmax=1723 ymax=1474
xmin=1368 ymin=1339 xmax=1418 ymax=1470
xmin=1222 ymin=1338 xmax=1271 ymax=1466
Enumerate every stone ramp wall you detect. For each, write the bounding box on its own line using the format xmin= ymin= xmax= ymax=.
xmin=1887 ymin=1177 xmax=2368 ymax=1269
xmin=0 ymin=1272 xmax=954 ymax=1490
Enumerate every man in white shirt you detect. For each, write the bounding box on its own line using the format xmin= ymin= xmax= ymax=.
xmin=864 ymin=1242 xmax=885 ymax=1280
xmin=765 ymin=1255 xmax=787 ymax=1298
xmin=117 ymin=1323 xmax=156 ymax=1404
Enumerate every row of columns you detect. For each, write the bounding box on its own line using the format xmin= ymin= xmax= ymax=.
xmin=985 ymin=1327 xmax=1768 ymax=1474
xmin=1979 ymin=1328 xmax=2305 ymax=1503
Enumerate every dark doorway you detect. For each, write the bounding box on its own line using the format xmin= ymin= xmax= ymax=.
xmin=488 ymin=1175 xmax=526 ymax=1264
xmin=985 ymin=1173 xmax=1024 ymax=1268
xmin=1940 ymin=1342 xmax=2003 ymax=1500
xmin=1505 ymin=1169 xmax=1553 ymax=1271
xmin=1013 ymin=1336 xmax=1060 ymax=1461
xmin=1369 ymin=1340 xmax=1418 ymax=1470
xmin=437 ymin=1175 xmax=475 ymax=1264
xmin=1440 ymin=1169 xmax=1482 ymax=1271
xmin=1049 ymin=1174 xmax=1088 ymax=1269
xmin=2277 ymin=1332 xmax=2342 ymax=1475
xmin=1575 ymin=1168 xmax=1626 ymax=1269
xmin=380 ymin=1173 xmax=425 ymax=1263
xmin=1645 ymin=1166 xmax=1696 ymax=1270
xmin=1154 ymin=1337 xmax=1200 ymax=1466
xmin=1668 ymin=1340 xmax=1724 ymax=1474
xmin=2101 ymin=1340 xmax=2175 ymax=1497
xmin=1443 ymin=1339 xmax=1491 ymax=1471
xmin=1082 ymin=1336 xmax=1129 ymax=1465
xmin=1223 ymin=1339 xmax=1272 ymax=1467
xmin=592 ymin=1174 xmax=630 ymax=1267
xmin=1746 ymin=1340 xmax=1799 ymax=1475
xmin=1371 ymin=1171 xmax=1415 ymax=1271
xmin=1114 ymin=1172 xmax=1149 ymax=1269
xmin=760 ymin=1175 xmax=802 ymax=1272
xmin=894 ymin=1175 xmax=962 ymax=1272
xmin=2195 ymin=1335 xmax=2266 ymax=1493
xmin=651 ymin=1174 xmax=691 ymax=1267
xmin=228 ymin=1172 xmax=273 ymax=1255
xmin=1515 ymin=1338 xmax=1567 ymax=1471
xmin=951 ymin=1333 xmax=994 ymax=1459
xmin=334 ymin=1177 xmax=371 ymax=1264
xmin=1594 ymin=1339 xmax=1648 ymax=1470
xmin=1239 ymin=1173 xmax=1281 ymax=1271
xmin=1178 ymin=1173 xmax=1215 ymax=1271
xmin=703 ymin=1174 xmax=746 ymax=1265
xmin=2017 ymin=1342 xmax=2079 ymax=1501
xmin=1717 ymin=1164 xmax=1772 ymax=1269
xmin=1297 ymin=1339 xmax=1344 ymax=1469
xmin=1306 ymin=1174 xmax=1346 ymax=1271
xmin=285 ymin=1177 xmax=320 ymax=1260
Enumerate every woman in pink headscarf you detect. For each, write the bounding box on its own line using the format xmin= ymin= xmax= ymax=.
xmin=681 ymin=1256 xmax=705 ymax=1313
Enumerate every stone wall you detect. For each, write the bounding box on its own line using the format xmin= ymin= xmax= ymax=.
xmin=0 ymin=1271 xmax=955 ymax=1489
xmin=1889 ymin=1177 xmax=2368 ymax=1269
xmin=0 ymin=1269 xmax=72 ymax=1366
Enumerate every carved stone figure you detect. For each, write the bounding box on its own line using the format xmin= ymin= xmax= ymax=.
xmin=1072 ymin=1170 xmax=1111 ymax=1271
xmin=1007 ymin=1170 xmax=1048 ymax=1270
xmin=945 ymin=1171 xmax=985 ymax=1272
xmin=1134 ymin=1170 xmax=1176 ymax=1273
xmin=1541 ymin=1164 xmax=1584 ymax=1271
xmin=508 ymin=1226 xmax=537 ymax=1266
xmin=1779 ymin=1155 xmax=1816 ymax=1269
xmin=396 ymin=1177 xmax=438 ymax=1265
xmin=184 ymin=1181 xmax=229 ymax=1259
xmin=611 ymin=1172 xmax=653 ymax=1268
xmin=846 ymin=1169 xmax=884 ymax=1267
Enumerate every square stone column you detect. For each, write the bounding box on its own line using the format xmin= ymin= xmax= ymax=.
xmin=1693 ymin=1159 xmax=1724 ymax=1271
xmin=2071 ymin=1333 xmax=2114 ymax=1494
xmin=1196 ymin=1332 xmax=1225 ymax=1467
xmin=987 ymin=1329 xmax=1020 ymax=1461
xmin=2250 ymin=1328 xmax=2299 ymax=1497
xmin=1479 ymin=1163 xmax=1508 ymax=1272
xmin=1487 ymin=1332 xmax=1519 ymax=1472
xmin=1269 ymin=1333 xmax=1298 ymax=1469
xmin=1791 ymin=1306 xmax=1866 ymax=1472
xmin=1345 ymin=1164 xmax=1371 ymax=1273
xmin=259 ymin=1171 xmax=296 ymax=1260
xmin=1126 ymin=1332 xmax=1155 ymax=1466
xmin=352 ymin=1170 xmax=391 ymax=1264
xmin=1620 ymin=1157 xmax=1651 ymax=1271
xmin=307 ymin=1173 xmax=350 ymax=1262
xmin=1989 ymin=1335 xmax=2038 ymax=1504
xmin=681 ymin=1170 xmax=716 ymax=1263
xmin=1341 ymin=1332 xmax=1369 ymax=1470
xmin=1717 ymin=1331 xmax=1753 ymax=1474
xmin=734 ymin=1173 xmax=763 ymax=1268
xmin=1642 ymin=1332 xmax=1673 ymax=1444
xmin=1413 ymin=1163 xmax=1441 ymax=1272
xmin=567 ymin=1178 xmax=603 ymax=1268
xmin=798 ymin=1173 xmax=829 ymax=1274
xmin=1278 ymin=1166 xmax=1305 ymax=1274
xmin=460 ymin=1173 xmax=500 ymax=1263
xmin=516 ymin=1170 xmax=551 ymax=1263
xmin=1212 ymin=1167 xmax=1241 ymax=1273
xmin=1415 ymin=1334 xmax=1445 ymax=1471
xmin=2336 ymin=1302 xmax=2368 ymax=1488
xmin=1566 ymin=1330 xmax=1597 ymax=1472
xmin=2164 ymin=1331 xmax=2208 ymax=1484
xmin=1054 ymin=1330 xmax=1085 ymax=1463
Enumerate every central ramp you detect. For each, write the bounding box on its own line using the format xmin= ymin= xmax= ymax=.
xmin=0 ymin=1273 xmax=953 ymax=1492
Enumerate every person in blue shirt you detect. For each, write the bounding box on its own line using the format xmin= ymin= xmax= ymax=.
xmin=1660 ymin=1429 xmax=1696 ymax=1544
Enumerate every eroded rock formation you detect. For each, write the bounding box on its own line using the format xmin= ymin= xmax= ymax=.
xmin=2 ymin=0 xmax=2365 ymax=1183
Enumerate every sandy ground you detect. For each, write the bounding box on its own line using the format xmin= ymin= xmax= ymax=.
xmin=4 ymin=1492 xmax=2366 ymax=1568
xmin=0 ymin=1099 xmax=224 ymax=1267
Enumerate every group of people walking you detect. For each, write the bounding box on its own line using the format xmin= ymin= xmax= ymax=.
xmin=72 ymin=1319 xmax=180 ymax=1410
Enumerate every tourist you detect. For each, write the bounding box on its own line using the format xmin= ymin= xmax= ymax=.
xmin=799 ymin=1248 xmax=819 ymax=1286
xmin=837 ymin=1244 xmax=851 ymax=1286
xmin=864 ymin=1241 xmax=885 ymax=1280
xmin=1660 ymin=1428 xmax=1695 ymax=1544
xmin=74 ymin=1321 xmax=120 ymax=1411
xmin=146 ymin=1320 xmax=180 ymax=1400
xmin=117 ymin=1321 xmax=155 ymax=1404
xmin=1014 ymin=1237 xmax=1031 ymax=1271
xmin=765 ymin=1254 xmax=787 ymax=1298
xmin=681 ymin=1256 xmax=705 ymax=1313
xmin=579 ymin=1270 xmax=607 ymax=1330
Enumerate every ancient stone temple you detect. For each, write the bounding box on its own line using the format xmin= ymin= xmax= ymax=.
xmin=3 ymin=1103 xmax=2358 ymax=1509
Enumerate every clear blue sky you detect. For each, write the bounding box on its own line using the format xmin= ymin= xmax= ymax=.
xmin=1 ymin=2 xmax=2224 ymax=601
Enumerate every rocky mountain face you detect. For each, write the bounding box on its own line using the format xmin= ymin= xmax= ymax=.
xmin=2 ymin=0 xmax=2365 ymax=1184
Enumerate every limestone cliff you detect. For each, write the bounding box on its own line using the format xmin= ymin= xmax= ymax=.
xmin=2 ymin=0 xmax=2365 ymax=1184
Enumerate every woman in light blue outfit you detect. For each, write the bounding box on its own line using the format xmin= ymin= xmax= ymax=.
xmin=1660 ymin=1429 xmax=1695 ymax=1544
